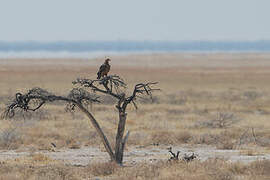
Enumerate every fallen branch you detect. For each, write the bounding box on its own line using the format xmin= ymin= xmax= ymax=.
xmin=168 ymin=147 xmax=197 ymax=162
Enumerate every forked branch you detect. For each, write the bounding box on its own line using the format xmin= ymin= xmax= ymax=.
xmin=2 ymin=87 xmax=99 ymax=119
xmin=124 ymin=82 xmax=160 ymax=110
xmin=74 ymin=76 xmax=159 ymax=111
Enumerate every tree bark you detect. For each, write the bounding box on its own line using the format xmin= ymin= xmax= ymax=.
xmin=119 ymin=130 xmax=129 ymax=163
xmin=115 ymin=111 xmax=127 ymax=164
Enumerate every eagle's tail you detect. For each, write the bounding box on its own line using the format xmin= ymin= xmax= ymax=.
xmin=97 ymin=71 xmax=101 ymax=79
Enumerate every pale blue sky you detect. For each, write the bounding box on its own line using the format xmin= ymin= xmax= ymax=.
xmin=0 ymin=0 xmax=269 ymax=41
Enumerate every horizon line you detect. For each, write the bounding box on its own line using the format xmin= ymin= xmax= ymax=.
xmin=1 ymin=40 xmax=270 ymax=43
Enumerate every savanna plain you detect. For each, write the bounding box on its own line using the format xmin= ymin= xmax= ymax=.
xmin=0 ymin=53 xmax=270 ymax=179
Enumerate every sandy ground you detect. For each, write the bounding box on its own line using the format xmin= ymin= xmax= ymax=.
xmin=0 ymin=145 xmax=269 ymax=166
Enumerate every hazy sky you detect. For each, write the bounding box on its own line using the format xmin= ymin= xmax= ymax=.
xmin=0 ymin=0 xmax=269 ymax=41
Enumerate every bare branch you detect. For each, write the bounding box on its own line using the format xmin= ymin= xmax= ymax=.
xmin=73 ymin=76 xmax=159 ymax=112
xmin=131 ymin=100 xmax=138 ymax=110
xmin=73 ymin=75 xmax=126 ymax=99
xmin=1 ymin=87 xmax=99 ymax=119
xmin=124 ymin=82 xmax=160 ymax=110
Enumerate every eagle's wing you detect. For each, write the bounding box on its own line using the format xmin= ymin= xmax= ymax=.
xmin=99 ymin=64 xmax=107 ymax=72
xmin=97 ymin=63 xmax=107 ymax=79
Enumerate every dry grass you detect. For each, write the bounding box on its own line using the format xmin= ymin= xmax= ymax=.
xmin=86 ymin=162 xmax=120 ymax=176
xmin=1 ymin=53 xmax=270 ymax=179
xmin=0 ymin=158 xmax=269 ymax=179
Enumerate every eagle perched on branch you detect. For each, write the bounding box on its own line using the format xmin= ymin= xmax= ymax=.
xmin=97 ymin=58 xmax=111 ymax=79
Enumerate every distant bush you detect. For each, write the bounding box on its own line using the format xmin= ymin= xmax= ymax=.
xmin=150 ymin=130 xmax=192 ymax=145
xmin=194 ymin=112 xmax=238 ymax=129
xmin=243 ymin=91 xmax=262 ymax=100
xmin=192 ymin=130 xmax=238 ymax=150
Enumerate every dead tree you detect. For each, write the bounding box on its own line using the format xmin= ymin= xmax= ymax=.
xmin=72 ymin=75 xmax=159 ymax=164
xmin=1 ymin=75 xmax=159 ymax=165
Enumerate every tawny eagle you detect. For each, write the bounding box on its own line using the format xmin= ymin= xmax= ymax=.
xmin=97 ymin=58 xmax=111 ymax=79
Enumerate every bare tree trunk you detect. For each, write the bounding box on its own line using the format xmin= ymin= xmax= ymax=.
xmin=118 ymin=130 xmax=129 ymax=163
xmin=76 ymin=103 xmax=116 ymax=162
xmin=115 ymin=111 xmax=127 ymax=164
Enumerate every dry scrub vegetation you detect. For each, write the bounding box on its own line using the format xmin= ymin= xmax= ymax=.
xmin=1 ymin=53 xmax=270 ymax=179
xmin=0 ymin=158 xmax=269 ymax=179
